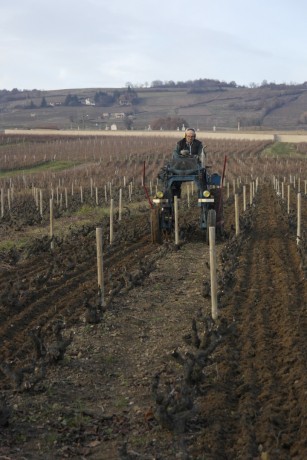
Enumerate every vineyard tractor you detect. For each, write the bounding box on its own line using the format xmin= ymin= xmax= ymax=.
xmin=144 ymin=154 xmax=226 ymax=244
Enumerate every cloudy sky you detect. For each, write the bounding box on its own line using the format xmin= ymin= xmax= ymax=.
xmin=1 ymin=0 xmax=306 ymax=91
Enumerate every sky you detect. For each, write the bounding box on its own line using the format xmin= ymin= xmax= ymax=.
xmin=1 ymin=0 xmax=307 ymax=91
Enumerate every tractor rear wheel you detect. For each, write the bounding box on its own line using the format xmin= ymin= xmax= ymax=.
xmin=151 ymin=207 xmax=162 ymax=244
xmin=206 ymin=209 xmax=216 ymax=244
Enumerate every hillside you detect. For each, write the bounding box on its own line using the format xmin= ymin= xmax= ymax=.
xmin=1 ymin=85 xmax=307 ymax=132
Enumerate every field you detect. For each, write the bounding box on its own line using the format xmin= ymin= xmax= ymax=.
xmin=0 ymin=134 xmax=306 ymax=459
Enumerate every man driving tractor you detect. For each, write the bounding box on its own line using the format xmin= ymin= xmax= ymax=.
xmin=173 ymin=128 xmax=205 ymax=162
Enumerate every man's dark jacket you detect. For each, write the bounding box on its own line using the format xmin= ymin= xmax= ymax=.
xmin=173 ymin=138 xmax=203 ymax=160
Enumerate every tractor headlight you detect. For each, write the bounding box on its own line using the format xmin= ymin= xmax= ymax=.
xmin=203 ymin=190 xmax=211 ymax=198
xmin=156 ymin=191 xmax=164 ymax=198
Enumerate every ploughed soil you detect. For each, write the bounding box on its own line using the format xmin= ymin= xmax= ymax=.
xmin=0 ymin=183 xmax=306 ymax=459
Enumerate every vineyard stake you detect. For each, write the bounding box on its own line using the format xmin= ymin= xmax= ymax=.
xmin=39 ymin=189 xmax=43 ymax=217
xmin=7 ymin=189 xmax=11 ymax=211
xmin=1 ymin=188 xmax=4 ymax=217
xmin=110 ymin=198 xmax=114 ymax=245
xmin=174 ymin=195 xmax=179 ymax=246
xmin=209 ymin=226 xmax=218 ymax=320
xmin=249 ymin=182 xmax=252 ymax=206
xmin=50 ymin=198 xmax=54 ymax=250
xmin=297 ymin=193 xmax=301 ymax=245
xmin=96 ymin=227 xmax=105 ymax=308
xmin=281 ymin=182 xmax=285 ymax=200
xmin=235 ymin=193 xmax=240 ymax=235
xmin=104 ymin=185 xmax=107 ymax=203
xmin=287 ymin=185 xmax=290 ymax=214
xmin=243 ymin=185 xmax=246 ymax=212
xmin=119 ymin=188 xmax=122 ymax=221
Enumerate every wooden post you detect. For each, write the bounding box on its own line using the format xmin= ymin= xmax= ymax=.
xmin=80 ymin=186 xmax=83 ymax=203
xmin=243 ymin=185 xmax=246 ymax=212
xmin=249 ymin=182 xmax=253 ymax=206
xmin=39 ymin=189 xmax=43 ymax=217
xmin=235 ymin=193 xmax=240 ymax=236
xmin=209 ymin=227 xmax=218 ymax=320
xmin=95 ymin=187 xmax=99 ymax=205
xmin=96 ymin=227 xmax=105 ymax=308
xmin=65 ymin=187 xmax=68 ymax=209
xmin=174 ymin=195 xmax=179 ymax=246
xmin=7 ymin=189 xmax=11 ymax=211
xmin=50 ymin=198 xmax=54 ymax=250
xmin=281 ymin=181 xmax=285 ymax=200
xmin=287 ymin=185 xmax=290 ymax=214
xmin=1 ymin=188 xmax=4 ymax=217
xmin=129 ymin=182 xmax=132 ymax=202
xmin=34 ymin=187 xmax=39 ymax=209
xmin=90 ymin=178 xmax=93 ymax=197
xmin=297 ymin=193 xmax=301 ymax=245
xmin=104 ymin=185 xmax=108 ymax=203
xmin=118 ymin=188 xmax=122 ymax=221
xmin=110 ymin=198 xmax=114 ymax=245
xmin=227 ymin=182 xmax=230 ymax=200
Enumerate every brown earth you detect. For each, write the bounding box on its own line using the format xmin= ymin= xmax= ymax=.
xmin=0 ymin=183 xmax=306 ymax=460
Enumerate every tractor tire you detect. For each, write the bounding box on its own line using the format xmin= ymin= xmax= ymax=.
xmin=151 ymin=207 xmax=162 ymax=244
xmin=206 ymin=209 xmax=216 ymax=244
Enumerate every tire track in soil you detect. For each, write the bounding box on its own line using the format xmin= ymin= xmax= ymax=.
xmin=199 ymin=184 xmax=307 ymax=459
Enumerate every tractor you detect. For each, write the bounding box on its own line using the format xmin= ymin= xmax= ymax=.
xmin=148 ymin=154 xmax=225 ymax=244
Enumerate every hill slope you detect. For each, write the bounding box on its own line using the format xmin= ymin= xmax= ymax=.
xmin=1 ymin=85 xmax=307 ymax=131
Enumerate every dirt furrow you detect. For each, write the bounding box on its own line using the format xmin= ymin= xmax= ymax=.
xmin=0 ymin=231 xmax=157 ymax=367
xmin=220 ymin=184 xmax=306 ymax=459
